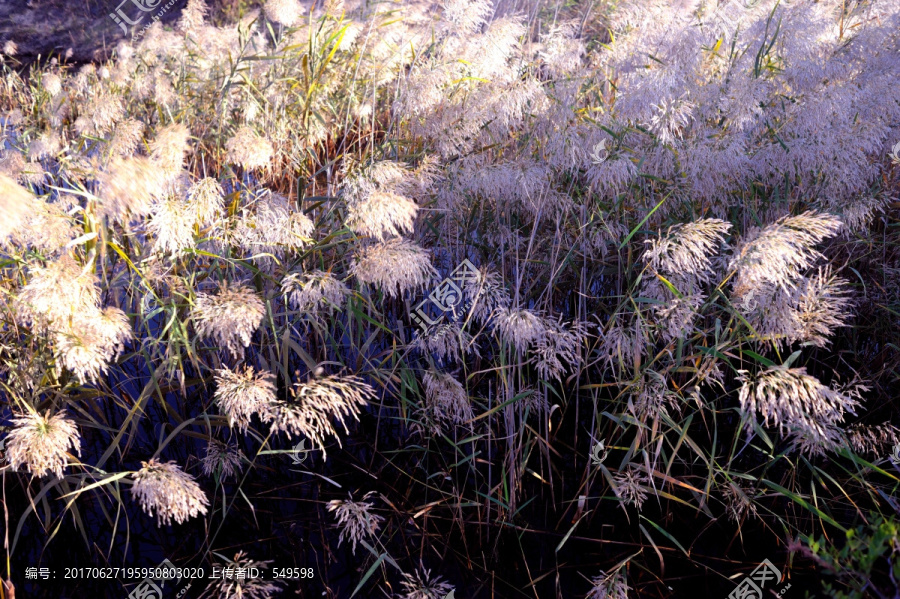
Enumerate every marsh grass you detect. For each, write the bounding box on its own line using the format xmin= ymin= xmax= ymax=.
xmin=1 ymin=0 xmax=900 ymax=597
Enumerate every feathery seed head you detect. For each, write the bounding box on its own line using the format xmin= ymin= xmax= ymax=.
xmin=398 ymin=567 xmax=455 ymax=599
xmin=53 ymin=306 xmax=132 ymax=384
xmin=213 ymin=366 xmax=277 ymax=432
xmin=260 ymin=375 xmax=375 ymax=453
xmin=281 ymin=270 xmax=350 ymax=312
xmin=587 ymin=568 xmax=630 ymax=599
xmin=192 ymin=281 xmax=265 ymax=359
xmin=442 ymin=0 xmax=492 ymax=32
xmin=5 ymin=411 xmax=81 ymax=479
xmin=265 ymin=0 xmax=302 ymax=26
xmin=346 ymin=190 xmax=419 ymax=241
xmin=16 ymin=254 xmax=100 ymax=328
xmin=421 ymin=370 xmax=473 ymax=436
xmin=737 ymin=366 xmax=860 ymax=438
xmin=612 ymin=466 xmax=650 ymax=509
xmin=179 ymin=0 xmax=208 ymax=31
xmin=793 ymin=266 xmax=852 ymax=348
xmin=411 ymin=322 xmax=479 ymax=362
xmin=225 ymin=126 xmax=274 ymax=171
xmin=350 ymin=238 xmax=437 ymax=297
xmin=131 ymin=458 xmax=209 ymax=526
xmin=198 ymin=552 xmax=283 ymax=599
xmin=186 ymin=177 xmax=225 ymax=226
xmin=493 ymin=307 xmax=546 ymax=352
xmin=0 ymin=174 xmax=35 ymax=247
xmin=642 ymin=218 xmax=730 ymax=299
xmin=531 ymin=317 xmax=587 ymax=380
xmin=201 ymin=439 xmax=245 ymax=480
xmin=150 ymin=123 xmax=190 ymax=174
xmin=149 ymin=195 xmax=196 ymax=255
xmin=108 ymin=118 xmax=145 ymax=157
xmin=41 ymin=73 xmax=62 ymax=97
xmin=79 ymin=93 xmax=124 ymax=135
xmin=97 ymin=157 xmax=168 ymax=224
xmin=729 ymin=211 xmax=843 ymax=303
xmin=326 ymin=492 xmax=384 ymax=554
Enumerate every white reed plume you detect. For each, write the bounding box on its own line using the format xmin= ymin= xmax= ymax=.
xmin=642 ymin=218 xmax=731 ymax=297
xmin=178 ymin=0 xmax=208 ymax=32
xmin=5 ymin=411 xmax=81 ymax=479
xmin=97 ymin=157 xmax=168 ymax=224
xmin=341 ymin=160 xmax=423 ymax=241
xmin=326 ymin=492 xmax=384 ymax=554
xmin=225 ymin=126 xmax=274 ymax=171
xmin=281 ymin=270 xmax=350 ymax=312
xmin=422 ymin=370 xmax=473 ymax=435
xmin=79 ymin=93 xmax=124 ymax=134
xmin=213 ymin=366 xmax=277 ymax=432
xmin=186 ymin=177 xmax=225 ymax=226
xmin=889 ymin=141 xmax=900 ymax=166
xmin=729 ymin=211 xmax=843 ymax=302
xmin=346 ymin=190 xmax=419 ymax=241
xmin=131 ymin=458 xmax=210 ymax=526
xmin=20 ymin=160 xmax=46 ymax=187
xmin=149 ymin=123 xmax=190 ymax=174
xmin=53 ymin=306 xmax=132 ymax=384
xmin=629 ymin=371 xmax=680 ymax=420
xmin=653 ymin=293 xmax=705 ymax=343
xmin=191 ymin=281 xmax=265 ymax=358
xmin=260 ymin=375 xmax=376 ymax=453
xmin=236 ymin=190 xmax=314 ymax=253
xmin=350 ymin=238 xmax=437 ymax=297
xmin=198 ymin=552 xmax=284 ymax=599
xmin=598 ymin=321 xmax=647 ymax=374
xmin=15 ymin=254 xmax=100 ymax=328
xmin=41 ymin=72 xmax=62 ymax=97
xmin=612 ymin=466 xmax=650 ymax=510
xmin=264 ymin=0 xmax=302 ymax=27
xmin=108 ymin=118 xmax=145 ymax=157
xmin=201 ymin=439 xmax=245 ymax=480
xmin=587 ymin=567 xmax=631 ymax=599
xmin=0 ymin=174 xmax=35 ymax=247
xmin=793 ymin=266 xmax=852 ymax=348
xmin=464 ymin=266 xmax=510 ymax=323
xmin=493 ymin=307 xmax=546 ymax=353
xmin=845 ymin=423 xmax=900 ymax=456
xmin=9 ymin=198 xmax=78 ymax=254
xmin=27 ymin=133 xmax=60 ymax=160
xmin=398 ymin=567 xmax=455 ymax=599
xmin=737 ymin=366 xmax=860 ymax=437
xmin=442 ymin=0 xmax=492 ymax=32
xmin=531 ymin=317 xmax=587 ymax=380
xmin=648 ymin=96 xmax=695 ymax=145
xmin=148 ymin=195 xmax=196 ymax=255
xmin=411 ymin=323 xmax=479 ymax=362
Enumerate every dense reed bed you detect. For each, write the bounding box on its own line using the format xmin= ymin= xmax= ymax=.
xmin=1 ymin=0 xmax=899 ymax=597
